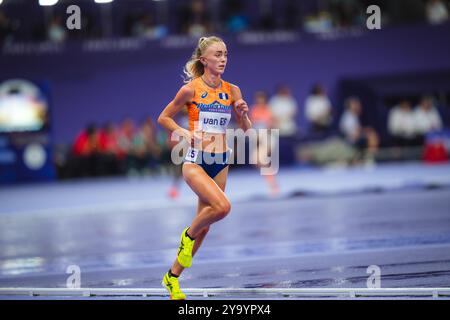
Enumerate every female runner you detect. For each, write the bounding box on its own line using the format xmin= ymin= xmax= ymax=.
xmin=157 ymin=36 xmax=252 ymax=300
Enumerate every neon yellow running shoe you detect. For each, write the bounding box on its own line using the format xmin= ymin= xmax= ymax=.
xmin=162 ymin=272 xmax=186 ymax=300
xmin=177 ymin=227 xmax=195 ymax=268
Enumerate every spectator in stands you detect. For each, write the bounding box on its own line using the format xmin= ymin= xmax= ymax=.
xmin=142 ymin=116 xmax=161 ymax=156
xmin=47 ymin=16 xmax=66 ymax=43
xmin=269 ymin=84 xmax=298 ymax=137
xmin=388 ymin=100 xmax=419 ymax=147
xmin=426 ymin=0 xmax=449 ymax=24
xmin=98 ymin=122 xmax=120 ymax=175
xmin=130 ymin=117 xmax=161 ymax=175
xmin=179 ymin=0 xmax=212 ymax=37
xmin=305 ymin=83 xmax=333 ymax=134
xmin=414 ymin=95 xmax=443 ymax=140
xmin=227 ymin=13 xmax=249 ymax=33
xmin=269 ymin=84 xmax=298 ymax=165
xmin=71 ymin=123 xmax=99 ymax=177
xmin=303 ymin=10 xmax=334 ymax=33
xmin=117 ymin=117 xmax=136 ymax=174
xmin=339 ymin=96 xmax=379 ymax=160
xmin=131 ymin=13 xmax=168 ymax=40
xmin=73 ymin=123 xmax=98 ymax=156
xmin=222 ymin=0 xmax=249 ymax=33
xmin=98 ymin=122 xmax=118 ymax=154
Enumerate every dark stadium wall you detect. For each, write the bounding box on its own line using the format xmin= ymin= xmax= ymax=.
xmin=1 ymin=23 xmax=450 ymax=144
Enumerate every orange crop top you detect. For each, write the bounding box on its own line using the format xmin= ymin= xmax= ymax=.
xmin=186 ymin=77 xmax=233 ymax=134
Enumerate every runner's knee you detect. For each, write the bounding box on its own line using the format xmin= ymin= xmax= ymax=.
xmin=212 ymin=198 xmax=231 ymax=220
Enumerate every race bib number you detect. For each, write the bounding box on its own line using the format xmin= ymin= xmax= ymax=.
xmin=185 ymin=147 xmax=199 ymax=162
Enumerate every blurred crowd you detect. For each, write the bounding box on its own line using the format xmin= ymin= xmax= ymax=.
xmin=254 ymin=84 xmax=447 ymax=166
xmin=1 ymin=0 xmax=449 ymax=45
xmin=59 ymin=83 xmax=448 ymax=179
xmin=57 ymin=116 xmax=176 ymax=179
xmin=387 ymin=97 xmax=443 ymax=147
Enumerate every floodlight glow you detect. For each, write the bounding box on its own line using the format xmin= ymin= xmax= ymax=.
xmin=39 ymin=0 xmax=59 ymax=6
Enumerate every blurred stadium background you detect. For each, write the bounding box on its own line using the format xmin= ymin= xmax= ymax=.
xmin=1 ymin=0 xmax=450 ymax=299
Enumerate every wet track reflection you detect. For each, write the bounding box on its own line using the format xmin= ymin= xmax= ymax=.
xmin=1 ymin=187 xmax=450 ymax=290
